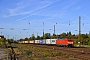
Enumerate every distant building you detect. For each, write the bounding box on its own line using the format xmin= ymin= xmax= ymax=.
xmin=0 ymin=35 xmax=4 ymax=38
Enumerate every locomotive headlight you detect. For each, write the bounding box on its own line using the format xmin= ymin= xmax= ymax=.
xmin=68 ymin=42 xmax=73 ymax=44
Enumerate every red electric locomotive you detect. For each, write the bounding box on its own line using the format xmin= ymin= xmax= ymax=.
xmin=56 ymin=38 xmax=74 ymax=47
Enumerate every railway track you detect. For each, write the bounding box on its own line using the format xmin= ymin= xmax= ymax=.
xmin=26 ymin=44 xmax=90 ymax=60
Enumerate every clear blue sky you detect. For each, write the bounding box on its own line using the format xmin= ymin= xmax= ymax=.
xmin=0 ymin=0 xmax=90 ymax=40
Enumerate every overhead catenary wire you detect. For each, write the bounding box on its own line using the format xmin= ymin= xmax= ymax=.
xmin=6 ymin=0 xmax=60 ymax=25
xmin=3 ymin=0 xmax=87 ymax=39
xmin=37 ymin=0 xmax=85 ymax=29
xmin=7 ymin=0 xmax=85 ymax=25
xmin=43 ymin=0 xmax=85 ymax=21
xmin=5 ymin=0 xmax=85 ymax=32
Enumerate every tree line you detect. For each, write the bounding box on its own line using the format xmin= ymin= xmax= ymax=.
xmin=0 ymin=31 xmax=90 ymax=46
xmin=18 ymin=31 xmax=90 ymax=45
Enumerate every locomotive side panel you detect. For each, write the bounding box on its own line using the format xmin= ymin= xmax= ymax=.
xmin=56 ymin=38 xmax=74 ymax=47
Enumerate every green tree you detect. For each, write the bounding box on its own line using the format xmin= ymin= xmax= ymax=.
xmin=0 ymin=38 xmax=6 ymax=48
xmin=25 ymin=37 xmax=28 ymax=41
xmin=40 ymin=36 xmax=43 ymax=39
xmin=36 ymin=36 xmax=40 ymax=40
xmin=67 ymin=31 xmax=72 ymax=38
xmin=60 ymin=32 xmax=67 ymax=38
xmin=31 ymin=34 xmax=35 ymax=40
xmin=19 ymin=38 xmax=24 ymax=41
xmin=0 ymin=38 xmax=5 ymax=44
xmin=44 ymin=33 xmax=51 ymax=39
xmin=28 ymin=37 xmax=32 ymax=41
xmin=80 ymin=34 xmax=89 ymax=45
xmin=51 ymin=34 xmax=58 ymax=39
xmin=8 ymin=38 xmax=13 ymax=45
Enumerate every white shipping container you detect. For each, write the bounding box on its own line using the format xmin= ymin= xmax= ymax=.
xmin=23 ymin=41 xmax=25 ymax=43
xmin=24 ymin=41 xmax=28 ymax=43
xmin=19 ymin=41 xmax=23 ymax=43
xmin=46 ymin=39 xmax=51 ymax=44
xmin=42 ymin=39 xmax=46 ymax=44
xmin=29 ymin=40 xmax=34 ymax=43
xmin=50 ymin=39 xmax=57 ymax=44
xmin=46 ymin=39 xmax=57 ymax=44
xmin=35 ymin=40 xmax=39 ymax=43
xmin=37 ymin=40 xmax=40 ymax=43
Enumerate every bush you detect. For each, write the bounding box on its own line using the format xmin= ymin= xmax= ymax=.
xmin=88 ymin=41 xmax=90 ymax=46
xmin=25 ymin=50 xmax=32 ymax=56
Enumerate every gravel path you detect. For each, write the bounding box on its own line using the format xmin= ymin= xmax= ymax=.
xmin=0 ymin=50 xmax=7 ymax=60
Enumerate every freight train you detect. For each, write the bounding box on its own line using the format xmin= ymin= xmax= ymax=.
xmin=18 ymin=38 xmax=74 ymax=47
